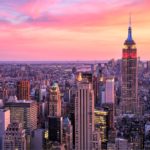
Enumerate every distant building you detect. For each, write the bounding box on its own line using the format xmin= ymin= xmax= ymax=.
xmin=147 ymin=61 xmax=150 ymax=70
xmin=75 ymin=75 xmax=94 ymax=150
xmin=115 ymin=138 xmax=128 ymax=150
xmin=17 ymin=80 xmax=30 ymax=100
xmin=3 ymin=122 xmax=26 ymax=150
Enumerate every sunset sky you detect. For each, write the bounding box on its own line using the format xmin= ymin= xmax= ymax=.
xmin=0 ymin=0 xmax=150 ymax=61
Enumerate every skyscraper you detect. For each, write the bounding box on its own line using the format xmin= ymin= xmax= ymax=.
xmin=75 ymin=74 xmax=94 ymax=150
xmin=5 ymin=100 xmax=37 ymax=135
xmin=3 ymin=122 xmax=26 ymax=150
xmin=48 ymin=83 xmax=61 ymax=117
xmin=121 ymin=17 xmax=138 ymax=114
xmin=48 ymin=116 xmax=63 ymax=144
xmin=48 ymin=83 xmax=63 ymax=145
xmin=17 ymin=80 xmax=30 ymax=100
xmin=105 ymin=78 xmax=115 ymax=104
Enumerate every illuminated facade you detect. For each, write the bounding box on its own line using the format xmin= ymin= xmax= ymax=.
xmin=17 ymin=80 xmax=30 ymax=100
xmin=94 ymin=110 xmax=108 ymax=147
xmin=75 ymin=76 xmax=94 ymax=150
xmin=121 ymin=18 xmax=138 ymax=114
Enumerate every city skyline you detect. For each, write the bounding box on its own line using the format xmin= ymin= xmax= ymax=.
xmin=0 ymin=0 xmax=150 ymax=61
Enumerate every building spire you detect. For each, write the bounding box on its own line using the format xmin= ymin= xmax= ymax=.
xmin=127 ymin=13 xmax=133 ymax=42
xmin=129 ymin=12 xmax=131 ymax=27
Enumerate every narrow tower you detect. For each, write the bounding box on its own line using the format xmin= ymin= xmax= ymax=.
xmin=121 ymin=16 xmax=138 ymax=114
xmin=75 ymin=74 xmax=94 ymax=150
xmin=48 ymin=83 xmax=61 ymax=117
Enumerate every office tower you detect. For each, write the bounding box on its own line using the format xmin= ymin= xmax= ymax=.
xmin=63 ymin=117 xmax=73 ymax=150
xmin=102 ymin=78 xmax=115 ymax=130
xmin=75 ymin=74 xmax=94 ymax=150
xmin=94 ymin=110 xmax=108 ymax=149
xmin=105 ymin=78 xmax=114 ymax=104
xmin=5 ymin=100 xmax=37 ymax=135
xmin=0 ymin=108 xmax=10 ymax=149
xmin=31 ymin=129 xmax=49 ymax=150
xmin=48 ymin=83 xmax=63 ymax=146
xmin=69 ymin=85 xmax=76 ymax=148
xmin=92 ymin=132 xmax=101 ymax=150
xmin=97 ymin=69 xmax=105 ymax=106
xmin=3 ymin=122 xmax=26 ymax=150
xmin=34 ymin=88 xmax=40 ymax=102
xmin=121 ymin=17 xmax=138 ymax=114
xmin=17 ymin=80 xmax=30 ymax=100
xmin=48 ymin=116 xmax=63 ymax=144
xmin=48 ymin=83 xmax=61 ymax=117
xmin=115 ymin=138 xmax=129 ymax=150
xmin=0 ymin=88 xmax=8 ymax=100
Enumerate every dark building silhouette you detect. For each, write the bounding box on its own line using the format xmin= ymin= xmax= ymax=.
xmin=48 ymin=116 xmax=63 ymax=144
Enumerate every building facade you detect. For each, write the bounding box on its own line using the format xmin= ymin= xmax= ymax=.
xmin=0 ymin=108 xmax=10 ymax=149
xmin=75 ymin=75 xmax=94 ymax=150
xmin=121 ymin=18 xmax=138 ymax=114
xmin=5 ymin=100 xmax=37 ymax=135
xmin=17 ymin=80 xmax=30 ymax=100
xmin=3 ymin=122 xmax=26 ymax=150
xmin=48 ymin=83 xmax=61 ymax=117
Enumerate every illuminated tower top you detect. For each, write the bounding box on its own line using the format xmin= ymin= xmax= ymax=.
xmin=124 ymin=14 xmax=135 ymax=45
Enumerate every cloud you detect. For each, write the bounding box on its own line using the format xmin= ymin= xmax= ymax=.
xmin=0 ymin=0 xmax=149 ymax=60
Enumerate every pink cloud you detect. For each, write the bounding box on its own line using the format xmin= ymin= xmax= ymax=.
xmin=0 ymin=0 xmax=150 ymax=60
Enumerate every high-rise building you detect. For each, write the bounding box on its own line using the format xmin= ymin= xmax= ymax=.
xmin=48 ymin=83 xmax=61 ymax=117
xmin=121 ymin=17 xmax=138 ymax=114
xmin=48 ymin=83 xmax=63 ymax=146
xmin=3 ymin=122 xmax=26 ymax=150
xmin=92 ymin=132 xmax=101 ymax=150
xmin=17 ymin=80 xmax=30 ymax=100
xmin=5 ymin=100 xmax=37 ymax=135
xmin=31 ymin=129 xmax=48 ymax=150
xmin=75 ymin=75 xmax=94 ymax=150
xmin=94 ymin=110 xmax=108 ymax=149
xmin=48 ymin=116 xmax=63 ymax=144
xmin=105 ymin=78 xmax=115 ymax=104
xmin=63 ymin=117 xmax=73 ymax=150
xmin=0 ymin=108 xmax=10 ymax=149
xmin=115 ymin=138 xmax=129 ymax=150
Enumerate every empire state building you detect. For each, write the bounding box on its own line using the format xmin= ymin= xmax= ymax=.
xmin=121 ymin=18 xmax=138 ymax=114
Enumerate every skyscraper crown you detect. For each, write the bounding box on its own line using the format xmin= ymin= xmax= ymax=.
xmin=125 ymin=14 xmax=135 ymax=44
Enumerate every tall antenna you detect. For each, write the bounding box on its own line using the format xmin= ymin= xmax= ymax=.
xmin=129 ymin=12 xmax=131 ymax=27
